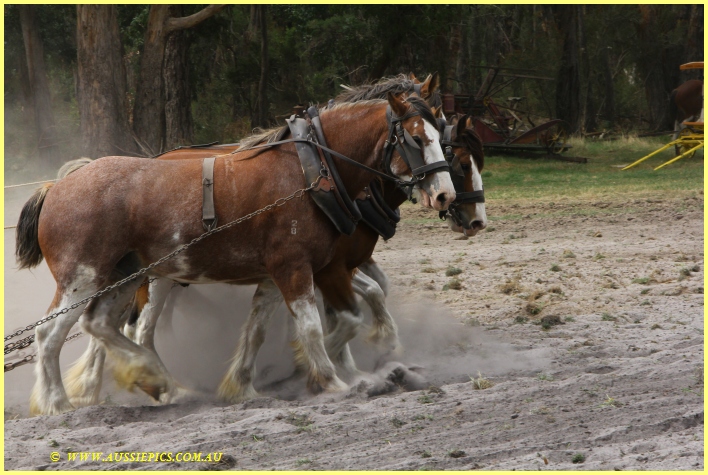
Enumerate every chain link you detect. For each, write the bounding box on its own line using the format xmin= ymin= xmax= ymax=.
xmin=4 ymin=331 xmax=83 ymax=372
xmin=4 ymin=183 xmax=317 ymax=357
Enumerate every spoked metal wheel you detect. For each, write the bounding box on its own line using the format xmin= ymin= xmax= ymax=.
xmin=545 ymin=121 xmax=570 ymax=154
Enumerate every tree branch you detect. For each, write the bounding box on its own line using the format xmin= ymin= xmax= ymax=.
xmin=165 ymin=5 xmax=227 ymax=34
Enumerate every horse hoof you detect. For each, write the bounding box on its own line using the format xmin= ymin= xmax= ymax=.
xmin=136 ymin=381 xmax=164 ymax=401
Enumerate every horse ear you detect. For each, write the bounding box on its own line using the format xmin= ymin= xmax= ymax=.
xmin=408 ymin=72 xmax=417 ymax=80
xmin=428 ymin=71 xmax=440 ymax=95
xmin=465 ymin=115 xmax=473 ymax=129
xmin=387 ymin=91 xmax=409 ymax=117
xmin=420 ymin=72 xmax=440 ymax=99
xmin=432 ymin=105 xmax=442 ymax=118
xmin=456 ymin=114 xmax=469 ymax=137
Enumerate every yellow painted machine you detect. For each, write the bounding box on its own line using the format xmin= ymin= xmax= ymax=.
xmin=623 ymin=61 xmax=703 ymax=171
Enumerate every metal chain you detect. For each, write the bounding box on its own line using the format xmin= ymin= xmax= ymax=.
xmin=5 ymin=277 xmax=159 ymax=354
xmin=4 ymin=182 xmax=316 ymax=355
xmin=4 ymin=332 xmax=83 ymax=372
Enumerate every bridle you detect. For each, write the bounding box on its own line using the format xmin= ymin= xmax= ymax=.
xmin=438 ymin=119 xmax=485 ymax=227
xmin=382 ymin=105 xmax=451 ymax=187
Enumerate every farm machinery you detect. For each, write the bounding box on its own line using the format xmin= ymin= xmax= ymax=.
xmin=442 ymin=66 xmax=571 ymax=156
xmin=622 ymin=61 xmax=704 ymax=171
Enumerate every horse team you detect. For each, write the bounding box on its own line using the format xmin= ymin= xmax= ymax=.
xmin=15 ymin=74 xmax=487 ymax=416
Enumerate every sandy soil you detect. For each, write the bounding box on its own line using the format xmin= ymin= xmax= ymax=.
xmin=4 ymin=193 xmax=704 ymax=470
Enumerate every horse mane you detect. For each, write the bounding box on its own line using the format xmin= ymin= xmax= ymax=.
xmin=334 ymin=74 xmax=442 ymax=108
xmin=236 ymin=125 xmax=289 ymax=151
xmin=238 ymin=95 xmax=439 ymax=151
xmin=335 ymin=74 xmax=416 ymax=102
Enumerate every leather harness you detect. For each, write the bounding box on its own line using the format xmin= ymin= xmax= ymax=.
xmin=196 ymin=104 xmax=478 ymax=238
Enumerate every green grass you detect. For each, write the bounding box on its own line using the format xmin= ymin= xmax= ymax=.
xmin=478 ymin=136 xmax=703 ymax=201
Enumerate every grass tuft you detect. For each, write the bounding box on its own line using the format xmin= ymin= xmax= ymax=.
xmin=470 ymin=371 xmax=494 ymax=390
xmin=446 ymin=267 xmax=463 ymax=277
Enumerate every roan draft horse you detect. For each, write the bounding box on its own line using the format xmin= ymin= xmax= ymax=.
xmin=62 ymin=74 xmax=487 ymax=408
xmin=16 ymin=93 xmax=456 ymax=416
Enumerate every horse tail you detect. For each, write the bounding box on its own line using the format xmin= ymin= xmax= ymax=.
xmin=669 ymin=88 xmax=680 ymax=124
xmin=15 ymin=157 xmax=93 ymax=270
xmin=16 ymin=182 xmax=54 ymax=269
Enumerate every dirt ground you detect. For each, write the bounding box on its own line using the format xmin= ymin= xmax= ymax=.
xmin=4 ymin=194 xmax=704 ymax=470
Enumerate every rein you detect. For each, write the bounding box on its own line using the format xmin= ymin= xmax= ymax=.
xmin=234 ymin=104 xmax=450 ymax=190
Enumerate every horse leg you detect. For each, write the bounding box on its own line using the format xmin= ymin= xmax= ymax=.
xmin=64 ymin=302 xmax=133 ymax=407
xmin=133 ymin=277 xmax=173 ymax=355
xmin=322 ymin=299 xmax=360 ymax=381
xmin=352 ymin=270 xmax=401 ymax=353
xmin=275 ymin=267 xmax=347 ymax=394
xmin=315 ymin=268 xmax=366 ymax=382
xmin=123 ymin=281 xmax=148 ymax=341
xmin=217 ymin=279 xmax=283 ymax=403
xmin=358 ymin=257 xmax=390 ymax=297
xmin=30 ymin=284 xmax=97 ymax=416
xmin=80 ymin=278 xmax=169 ymax=401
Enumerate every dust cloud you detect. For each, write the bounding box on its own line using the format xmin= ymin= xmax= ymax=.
xmin=5 ymin=184 xmax=543 ymax=416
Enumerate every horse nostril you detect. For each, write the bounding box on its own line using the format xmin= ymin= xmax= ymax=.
xmin=436 ymin=193 xmax=449 ymax=204
xmin=471 ymin=220 xmax=485 ymax=231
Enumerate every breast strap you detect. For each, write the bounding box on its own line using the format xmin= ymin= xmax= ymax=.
xmin=202 ymin=156 xmax=217 ymax=231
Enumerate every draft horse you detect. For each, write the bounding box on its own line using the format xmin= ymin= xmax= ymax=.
xmin=16 ymin=93 xmax=455 ymax=415
xmin=64 ymin=75 xmax=487 ymax=407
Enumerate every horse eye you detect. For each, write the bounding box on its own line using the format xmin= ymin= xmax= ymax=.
xmin=460 ymin=164 xmax=471 ymax=171
xmin=412 ymin=136 xmax=423 ymax=147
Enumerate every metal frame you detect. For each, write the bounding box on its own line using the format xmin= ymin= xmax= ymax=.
xmin=623 ymin=62 xmax=703 ymax=171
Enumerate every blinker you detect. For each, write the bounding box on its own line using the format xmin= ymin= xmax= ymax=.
xmin=402 ymin=129 xmax=420 ymax=150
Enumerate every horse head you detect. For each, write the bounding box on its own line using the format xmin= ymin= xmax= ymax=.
xmin=439 ymin=114 xmax=487 ymax=236
xmin=384 ymin=92 xmax=455 ymax=211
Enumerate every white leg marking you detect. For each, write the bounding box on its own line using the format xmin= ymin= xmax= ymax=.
xmin=218 ymin=279 xmax=283 ymax=403
xmin=30 ymin=285 xmax=96 ymax=416
xmin=352 ymin=271 xmax=401 ymax=352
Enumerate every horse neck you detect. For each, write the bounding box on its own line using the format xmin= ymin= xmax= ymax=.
xmin=320 ymin=105 xmax=390 ymax=197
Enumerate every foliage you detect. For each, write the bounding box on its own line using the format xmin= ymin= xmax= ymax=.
xmin=3 ymin=5 xmax=703 ymax=170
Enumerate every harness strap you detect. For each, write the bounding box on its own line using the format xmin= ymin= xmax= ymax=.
xmin=454 ymin=189 xmax=485 ymax=204
xmin=202 ymin=156 xmax=217 ymax=231
xmin=237 ymin=137 xmax=416 ymax=187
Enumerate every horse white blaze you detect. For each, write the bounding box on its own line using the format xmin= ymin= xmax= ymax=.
xmin=421 ymin=120 xmax=455 ymax=211
xmin=469 ymin=155 xmax=487 ymax=232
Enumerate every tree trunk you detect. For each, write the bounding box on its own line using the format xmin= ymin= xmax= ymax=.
xmin=19 ymin=5 xmax=59 ymax=166
xmin=600 ymin=46 xmax=615 ymax=126
xmin=133 ymin=5 xmax=170 ymax=155
xmin=553 ymin=5 xmax=581 ymax=133
xmin=134 ymin=4 xmax=226 ymax=154
xmin=578 ymin=7 xmax=596 ymax=132
xmin=685 ymin=5 xmax=703 ymax=72
xmin=250 ymin=5 xmax=269 ymax=128
xmin=445 ymin=18 xmax=463 ymax=94
xmin=163 ymin=6 xmax=194 ymax=149
xmin=636 ymin=5 xmax=682 ymax=131
xmin=76 ymin=5 xmax=139 ymax=158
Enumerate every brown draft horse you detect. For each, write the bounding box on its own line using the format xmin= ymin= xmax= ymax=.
xmin=671 ymin=79 xmax=703 ymax=149
xmin=16 ymin=94 xmax=456 ymax=415
xmin=63 ymin=75 xmax=486 ymax=407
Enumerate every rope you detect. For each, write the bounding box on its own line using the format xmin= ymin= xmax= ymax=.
xmin=5 ymin=179 xmax=57 ymax=189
